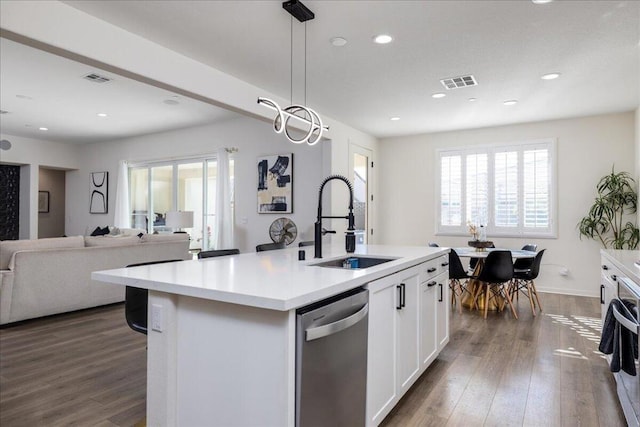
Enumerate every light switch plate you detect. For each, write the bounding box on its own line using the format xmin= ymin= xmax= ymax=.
xmin=151 ymin=303 xmax=163 ymax=332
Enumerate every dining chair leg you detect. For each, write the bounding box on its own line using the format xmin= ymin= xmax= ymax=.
xmin=530 ymin=280 xmax=543 ymax=313
xmin=526 ymin=281 xmax=536 ymax=316
xmin=502 ymin=283 xmax=518 ymax=320
xmin=483 ymin=285 xmax=490 ymax=319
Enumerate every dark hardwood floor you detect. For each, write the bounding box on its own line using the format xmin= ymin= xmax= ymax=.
xmin=0 ymin=293 xmax=625 ymax=426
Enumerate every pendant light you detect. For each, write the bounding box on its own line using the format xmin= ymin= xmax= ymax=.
xmin=258 ymin=0 xmax=328 ymax=146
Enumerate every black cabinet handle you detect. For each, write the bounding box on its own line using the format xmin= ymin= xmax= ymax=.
xmin=427 ymin=267 xmax=437 ymax=273
xmin=427 ymin=281 xmax=437 ymax=287
xmin=611 ymin=274 xmax=617 ymax=282
xmin=400 ymin=283 xmax=406 ymax=308
xmin=438 ymin=283 xmax=443 ymax=302
xmin=600 ymin=284 xmax=605 ymax=304
xmin=396 ymin=285 xmax=402 ymax=310
xmin=602 ymin=265 xmax=609 ymax=270
xmin=441 ymin=262 xmax=449 ymax=267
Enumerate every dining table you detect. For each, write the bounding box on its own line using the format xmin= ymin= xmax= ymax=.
xmin=454 ymin=246 xmax=538 ymax=311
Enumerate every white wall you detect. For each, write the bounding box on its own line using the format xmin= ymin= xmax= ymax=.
xmin=69 ymin=116 xmax=325 ymax=253
xmin=378 ymin=112 xmax=636 ymax=297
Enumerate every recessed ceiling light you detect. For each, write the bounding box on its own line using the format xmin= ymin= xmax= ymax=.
xmin=531 ymin=0 xmax=553 ymax=4
xmin=330 ymin=37 xmax=347 ymax=47
xmin=373 ymin=34 xmax=393 ymax=44
xmin=432 ymin=93 xmax=446 ymax=99
xmin=503 ymin=100 xmax=518 ymax=106
xmin=39 ymin=127 xmax=48 ymax=131
xmin=541 ymin=72 xmax=561 ymax=80
xmin=390 ymin=117 xmax=400 ymax=121
xmin=97 ymin=113 xmax=108 ymax=117
xmin=468 ymin=98 xmax=477 ymax=102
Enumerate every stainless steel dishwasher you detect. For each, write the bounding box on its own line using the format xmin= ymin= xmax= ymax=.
xmin=295 ymin=287 xmax=369 ymax=427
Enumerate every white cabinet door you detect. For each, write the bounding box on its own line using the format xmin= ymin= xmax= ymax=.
xmin=367 ymin=274 xmax=399 ymax=426
xmin=396 ymin=272 xmax=420 ymax=394
xmin=435 ymin=272 xmax=450 ymax=350
xmin=600 ymin=261 xmax=619 ymax=322
xmin=419 ymin=277 xmax=438 ymax=367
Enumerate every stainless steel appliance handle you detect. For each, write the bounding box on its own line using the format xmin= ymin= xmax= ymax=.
xmin=612 ymin=302 xmax=640 ymax=334
xmin=305 ymin=304 xmax=369 ymax=341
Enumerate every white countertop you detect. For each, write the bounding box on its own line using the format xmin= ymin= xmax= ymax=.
xmin=92 ymin=244 xmax=448 ymax=311
xmin=601 ymin=249 xmax=640 ymax=285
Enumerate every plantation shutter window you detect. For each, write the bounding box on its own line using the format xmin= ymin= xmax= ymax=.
xmin=437 ymin=140 xmax=556 ymax=238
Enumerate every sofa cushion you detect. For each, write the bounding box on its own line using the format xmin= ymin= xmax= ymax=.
xmin=0 ymin=236 xmax=84 ymax=270
xmin=84 ymin=235 xmax=142 ymax=247
xmin=141 ymin=233 xmax=189 ymax=243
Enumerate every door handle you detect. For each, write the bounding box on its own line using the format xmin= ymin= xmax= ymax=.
xmin=427 ymin=267 xmax=437 ymax=273
xmin=438 ymin=283 xmax=443 ymax=302
xmin=611 ymin=274 xmax=617 ymax=282
xmin=600 ymin=284 xmax=604 ymax=304
xmin=401 ymin=283 xmax=406 ymax=308
xmin=427 ymin=281 xmax=437 ymax=287
xmin=305 ymin=304 xmax=369 ymax=341
xmin=396 ymin=285 xmax=402 ymax=310
xmin=601 ymin=265 xmax=609 ymax=270
xmin=441 ymin=262 xmax=449 ymax=267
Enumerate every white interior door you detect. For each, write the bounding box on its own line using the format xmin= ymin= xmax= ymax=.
xmin=349 ymin=144 xmax=373 ymax=244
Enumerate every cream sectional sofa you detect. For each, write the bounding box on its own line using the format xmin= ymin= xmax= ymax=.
xmin=0 ymin=233 xmax=190 ymax=325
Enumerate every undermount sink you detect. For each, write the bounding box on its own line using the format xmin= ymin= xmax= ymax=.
xmin=310 ymin=256 xmax=398 ymax=270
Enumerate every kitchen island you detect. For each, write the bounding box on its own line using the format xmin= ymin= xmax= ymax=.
xmin=92 ymin=244 xmax=450 ymax=426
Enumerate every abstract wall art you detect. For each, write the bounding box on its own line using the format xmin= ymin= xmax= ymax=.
xmin=257 ymin=154 xmax=293 ymax=213
xmin=90 ymin=171 xmax=108 ymax=214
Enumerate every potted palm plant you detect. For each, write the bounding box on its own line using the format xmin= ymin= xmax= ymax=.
xmin=578 ymin=166 xmax=640 ymax=249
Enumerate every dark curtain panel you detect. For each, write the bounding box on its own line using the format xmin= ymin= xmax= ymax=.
xmin=0 ymin=165 xmax=20 ymax=240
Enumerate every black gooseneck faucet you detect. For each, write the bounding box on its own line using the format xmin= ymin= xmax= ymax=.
xmin=314 ymin=175 xmax=356 ymax=258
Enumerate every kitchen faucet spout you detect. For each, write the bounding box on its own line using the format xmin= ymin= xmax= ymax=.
xmin=314 ymin=175 xmax=356 ymax=258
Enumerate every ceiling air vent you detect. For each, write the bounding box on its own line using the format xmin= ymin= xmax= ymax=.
xmin=0 ymin=110 xmax=8 ymax=114
xmin=440 ymin=75 xmax=477 ymax=90
xmin=83 ymin=73 xmax=113 ymax=83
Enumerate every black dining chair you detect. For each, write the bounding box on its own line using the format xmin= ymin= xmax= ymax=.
xmin=428 ymin=242 xmax=439 ymax=247
xmin=298 ymin=241 xmax=315 ymax=247
xmin=510 ymin=249 xmax=545 ymax=316
xmin=513 ymin=244 xmax=538 ymax=272
xmin=125 ymin=259 xmax=182 ymax=335
xmin=256 ymin=241 xmax=286 ymax=252
xmin=198 ymin=248 xmax=240 ymax=259
xmin=474 ymin=250 xmax=517 ymax=319
xmin=449 ymin=250 xmax=473 ymax=313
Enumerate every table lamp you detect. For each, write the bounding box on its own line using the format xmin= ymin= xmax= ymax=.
xmin=166 ymin=211 xmax=194 ymax=234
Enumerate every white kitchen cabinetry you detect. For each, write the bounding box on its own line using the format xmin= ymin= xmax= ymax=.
xmin=367 ymin=255 xmax=449 ymax=426
xmin=420 ymin=271 xmax=449 ymax=368
xmin=600 ymin=260 xmax=621 ymax=322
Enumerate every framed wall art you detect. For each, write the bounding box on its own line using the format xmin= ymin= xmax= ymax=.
xmin=90 ymin=171 xmax=108 ymax=214
xmin=257 ymin=154 xmax=293 ymax=213
xmin=38 ymin=191 xmax=50 ymax=213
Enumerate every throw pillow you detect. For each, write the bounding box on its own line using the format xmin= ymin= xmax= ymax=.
xmin=90 ymin=226 xmax=103 ymax=236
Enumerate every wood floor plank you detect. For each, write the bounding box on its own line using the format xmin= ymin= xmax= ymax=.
xmin=0 ymin=293 xmax=627 ymax=427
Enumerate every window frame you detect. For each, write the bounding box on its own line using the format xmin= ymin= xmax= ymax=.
xmin=435 ymin=138 xmax=557 ymax=239
xmin=128 ymin=153 xmax=234 ymax=250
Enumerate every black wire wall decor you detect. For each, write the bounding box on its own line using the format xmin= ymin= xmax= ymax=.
xmin=90 ymin=171 xmax=108 ymax=214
